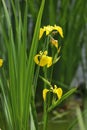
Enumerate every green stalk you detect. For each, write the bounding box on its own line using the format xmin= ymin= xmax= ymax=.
xmin=43 ymin=36 xmax=50 ymax=130
xmin=43 ymin=76 xmax=48 ymax=130
xmin=43 ymin=101 xmax=48 ymax=130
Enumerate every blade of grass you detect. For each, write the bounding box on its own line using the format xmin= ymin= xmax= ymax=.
xmin=1 ymin=0 xmax=11 ymax=29
xmin=23 ymin=0 xmax=45 ymax=129
xmin=0 ymin=78 xmax=13 ymax=130
xmin=76 ymin=107 xmax=86 ymax=130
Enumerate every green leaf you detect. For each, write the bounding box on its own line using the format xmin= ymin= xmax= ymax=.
xmin=23 ymin=0 xmax=45 ymax=129
xmin=1 ymin=0 xmax=11 ymax=29
xmin=39 ymin=75 xmax=52 ymax=87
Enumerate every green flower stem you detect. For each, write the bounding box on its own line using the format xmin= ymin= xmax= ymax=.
xmin=43 ymin=76 xmax=48 ymax=130
xmin=43 ymin=67 xmax=49 ymax=130
xmin=43 ymin=67 xmax=47 ymax=88
xmin=43 ymin=101 xmax=48 ymax=130
xmin=43 ymin=36 xmax=50 ymax=130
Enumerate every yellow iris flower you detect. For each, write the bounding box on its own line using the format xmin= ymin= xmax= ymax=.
xmin=43 ymin=85 xmax=63 ymax=101
xmin=39 ymin=25 xmax=63 ymax=39
xmin=0 ymin=59 xmax=3 ymax=67
xmin=34 ymin=51 xmax=52 ymax=68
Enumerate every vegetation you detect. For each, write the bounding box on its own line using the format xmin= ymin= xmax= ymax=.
xmin=0 ymin=0 xmax=87 ymax=130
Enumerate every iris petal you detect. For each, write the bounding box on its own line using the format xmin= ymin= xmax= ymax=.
xmin=54 ymin=25 xmax=64 ymax=38
xmin=43 ymin=88 xmax=49 ymax=101
xmin=39 ymin=28 xmax=45 ymax=39
xmin=0 ymin=59 xmax=3 ymax=67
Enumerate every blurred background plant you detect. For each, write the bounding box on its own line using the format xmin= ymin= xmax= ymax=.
xmin=0 ymin=0 xmax=87 ymax=130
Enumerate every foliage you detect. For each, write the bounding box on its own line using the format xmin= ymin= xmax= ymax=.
xmin=0 ymin=0 xmax=87 ymax=130
xmin=0 ymin=0 xmax=45 ymax=129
